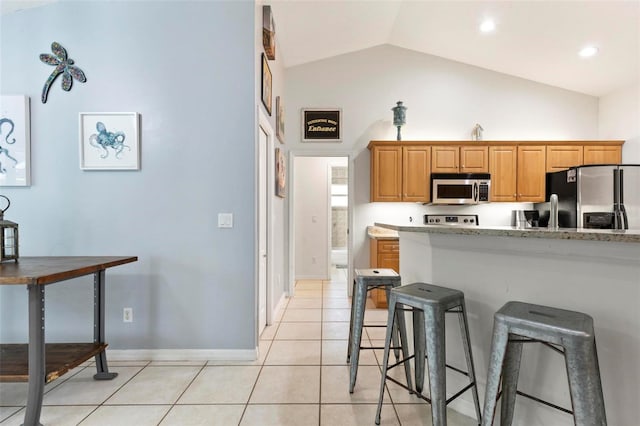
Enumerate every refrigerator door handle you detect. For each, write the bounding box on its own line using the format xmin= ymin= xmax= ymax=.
xmin=620 ymin=204 xmax=629 ymax=230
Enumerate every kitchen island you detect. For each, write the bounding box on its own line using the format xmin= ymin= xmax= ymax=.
xmin=375 ymin=223 xmax=639 ymax=426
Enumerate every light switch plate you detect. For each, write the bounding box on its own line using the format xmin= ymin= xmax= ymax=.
xmin=218 ymin=213 xmax=233 ymax=228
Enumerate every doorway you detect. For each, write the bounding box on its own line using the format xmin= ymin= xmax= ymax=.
xmin=290 ymin=154 xmax=352 ymax=294
xmin=257 ymin=110 xmax=274 ymax=337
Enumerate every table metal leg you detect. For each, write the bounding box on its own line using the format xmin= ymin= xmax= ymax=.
xmin=93 ymin=270 xmax=117 ymax=380
xmin=23 ymin=284 xmax=45 ymax=426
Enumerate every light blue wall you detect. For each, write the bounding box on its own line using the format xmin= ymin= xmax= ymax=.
xmin=0 ymin=1 xmax=258 ymax=350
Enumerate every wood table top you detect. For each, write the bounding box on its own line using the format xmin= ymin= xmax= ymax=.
xmin=0 ymin=256 xmax=138 ymax=285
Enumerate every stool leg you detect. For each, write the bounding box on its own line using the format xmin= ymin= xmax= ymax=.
xmin=564 ymin=338 xmax=607 ymax=426
xmin=386 ymin=286 xmax=401 ymax=362
xmin=413 ymin=308 xmax=426 ymax=394
xmin=375 ymin=295 xmax=397 ymax=425
xmin=457 ymin=301 xmax=482 ymax=424
xmin=425 ymin=306 xmax=447 ymax=426
xmin=482 ymin=321 xmax=510 ymax=426
xmin=500 ymin=337 xmax=523 ymax=426
xmin=394 ymin=299 xmax=413 ymax=393
xmin=348 ymin=279 xmax=367 ymax=393
xmin=347 ymin=279 xmax=357 ymax=363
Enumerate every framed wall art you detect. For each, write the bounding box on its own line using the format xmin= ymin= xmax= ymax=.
xmin=261 ymin=54 xmax=272 ymax=116
xmin=0 ymin=95 xmax=31 ymax=186
xmin=275 ymin=147 xmax=286 ymax=198
xmin=262 ymin=5 xmax=276 ymax=60
xmin=276 ymin=96 xmax=285 ymax=143
xmin=79 ymin=112 xmax=140 ymax=170
xmin=302 ymin=108 xmax=342 ymax=142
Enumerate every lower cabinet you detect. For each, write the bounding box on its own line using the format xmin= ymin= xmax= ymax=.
xmin=369 ymin=239 xmax=399 ymax=308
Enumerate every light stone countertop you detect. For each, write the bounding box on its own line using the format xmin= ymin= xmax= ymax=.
xmin=374 ymin=223 xmax=640 ymax=244
xmin=367 ymin=225 xmax=399 ymax=240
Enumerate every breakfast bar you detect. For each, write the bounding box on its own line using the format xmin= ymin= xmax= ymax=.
xmin=375 ymin=223 xmax=640 ymax=426
xmin=0 ymin=256 xmax=138 ymax=426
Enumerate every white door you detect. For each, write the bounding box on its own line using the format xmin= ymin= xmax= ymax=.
xmin=258 ymin=124 xmax=268 ymax=335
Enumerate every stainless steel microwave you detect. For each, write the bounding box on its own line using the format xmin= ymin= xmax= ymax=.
xmin=431 ymin=173 xmax=491 ymax=204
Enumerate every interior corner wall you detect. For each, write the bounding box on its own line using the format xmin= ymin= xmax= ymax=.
xmin=284 ymin=44 xmax=600 ymax=274
xmin=294 ymin=157 xmax=330 ymax=280
xmin=599 ymin=82 xmax=640 ymax=163
xmin=0 ymin=1 xmax=258 ymax=351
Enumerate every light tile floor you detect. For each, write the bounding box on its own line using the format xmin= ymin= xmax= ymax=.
xmin=0 ymin=267 xmax=476 ymax=425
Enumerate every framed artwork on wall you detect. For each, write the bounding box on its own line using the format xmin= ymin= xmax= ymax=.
xmin=301 ymin=108 xmax=342 ymax=142
xmin=0 ymin=95 xmax=31 ymax=186
xmin=276 ymin=96 xmax=285 ymax=143
xmin=275 ymin=147 xmax=286 ymax=198
xmin=262 ymin=5 xmax=276 ymax=60
xmin=79 ymin=112 xmax=140 ymax=170
xmin=261 ymin=54 xmax=272 ymax=116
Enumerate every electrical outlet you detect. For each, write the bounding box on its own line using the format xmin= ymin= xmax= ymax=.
xmin=123 ymin=307 xmax=133 ymax=323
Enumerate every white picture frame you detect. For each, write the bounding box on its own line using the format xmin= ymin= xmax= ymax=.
xmin=0 ymin=95 xmax=31 ymax=186
xmin=79 ymin=112 xmax=140 ymax=170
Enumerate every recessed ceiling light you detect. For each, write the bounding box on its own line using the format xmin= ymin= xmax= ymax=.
xmin=579 ymin=46 xmax=599 ymax=58
xmin=480 ymin=19 xmax=496 ymax=33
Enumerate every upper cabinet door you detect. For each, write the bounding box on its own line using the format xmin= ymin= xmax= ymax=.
xmin=403 ymin=146 xmax=431 ymax=202
xmin=371 ymin=146 xmax=402 ymax=202
xmin=489 ymin=146 xmax=517 ymax=202
xmin=547 ymin=145 xmax=583 ymax=172
xmin=517 ymin=145 xmax=546 ymax=202
xmin=460 ymin=146 xmax=489 ymax=173
xmin=431 ymin=146 xmax=459 ymax=173
xmin=583 ymin=145 xmax=622 ymax=165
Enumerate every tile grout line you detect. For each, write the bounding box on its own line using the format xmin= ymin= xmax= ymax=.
xmin=237 ymin=283 xmax=288 ymax=425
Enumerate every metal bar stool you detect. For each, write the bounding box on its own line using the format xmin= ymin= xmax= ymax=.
xmin=482 ymin=301 xmax=606 ymax=426
xmin=347 ymin=268 xmax=411 ymax=394
xmin=375 ymin=282 xmax=482 ymax=426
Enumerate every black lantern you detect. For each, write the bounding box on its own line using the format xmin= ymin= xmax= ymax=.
xmin=0 ymin=195 xmax=19 ymax=262
xmin=392 ymin=101 xmax=407 ymax=141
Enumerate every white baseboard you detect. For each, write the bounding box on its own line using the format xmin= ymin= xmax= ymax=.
xmin=295 ymin=275 xmax=327 ymax=280
xmin=273 ymin=292 xmax=287 ymax=318
xmin=107 ymin=348 xmax=258 ymax=361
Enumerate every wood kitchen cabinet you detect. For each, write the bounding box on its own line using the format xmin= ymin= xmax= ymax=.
xmin=583 ymin=145 xmax=622 ymax=165
xmin=370 ymin=145 xmax=430 ymax=202
xmin=489 ymin=145 xmax=546 ymax=202
xmin=431 ymin=146 xmax=488 ymax=173
xmin=489 ymin=146 xmax=518 ymax=202
xmin=369 ymin=239 xmax=399 ymax=308
xmin=517 ymin=145 xmax=546 ymax=201
xmin=547 ymin=145 xmax=583 ymax=172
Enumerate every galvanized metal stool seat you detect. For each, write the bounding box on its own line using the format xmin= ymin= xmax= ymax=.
xmin=482 ymin=301 xmax=606 ymax=426
xmin=348 ymin=269 xmax=411 ymax=394
xmin=375 ymin=282 xmax=482 ymax=426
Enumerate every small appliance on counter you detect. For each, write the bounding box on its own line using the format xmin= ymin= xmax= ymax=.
xmin=431 ymin=173 xmax=490 ymax=205
xmin=543 ymin=164 xmax=640 ymax=229
xmin=511 ymin=210 xmax=539 ymax=228
xmin=424 ymin=214 xmax=479 ymax=226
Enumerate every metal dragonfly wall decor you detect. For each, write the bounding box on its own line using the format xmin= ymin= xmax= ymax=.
xmin=39 ymin=42 xmax=87 ymax=103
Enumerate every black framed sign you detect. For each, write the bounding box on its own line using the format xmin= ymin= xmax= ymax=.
xmin=302 ymin=109 xmax=341 ymax=142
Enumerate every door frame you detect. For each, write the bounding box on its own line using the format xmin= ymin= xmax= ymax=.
xmin=257 ymin=108 xmax=274 ymax=339
xmin=288 ymin=151 xmax=354 ymax=295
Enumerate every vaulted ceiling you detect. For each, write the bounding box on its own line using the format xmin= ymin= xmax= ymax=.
xmin=270 ymin=0 xmax=640 ymax=97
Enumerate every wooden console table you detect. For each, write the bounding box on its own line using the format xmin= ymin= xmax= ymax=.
xmin=0 ymin=256 xmax=138 ymax=426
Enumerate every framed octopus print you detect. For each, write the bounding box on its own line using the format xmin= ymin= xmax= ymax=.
xmin=0 ymin=95 xmax=31 ymax=186
xmin=79 ymin=112 xmax=140 ymax=170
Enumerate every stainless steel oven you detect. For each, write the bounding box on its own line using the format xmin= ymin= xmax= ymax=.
xmin=431 ymin=173 xmax=491 ymax=205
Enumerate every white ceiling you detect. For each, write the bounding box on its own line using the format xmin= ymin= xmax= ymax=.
xmin=270 ymin=0 xmax=640 ymax=97
xmin=3 ymin=1 xmax=638 ymax=97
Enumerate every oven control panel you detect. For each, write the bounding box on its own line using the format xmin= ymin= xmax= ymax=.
xmin=424 ymin=214 xmax=479 ymax=226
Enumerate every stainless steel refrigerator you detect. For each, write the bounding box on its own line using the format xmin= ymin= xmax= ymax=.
xmin=542 ymin=164 xmax=640 ymax=229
